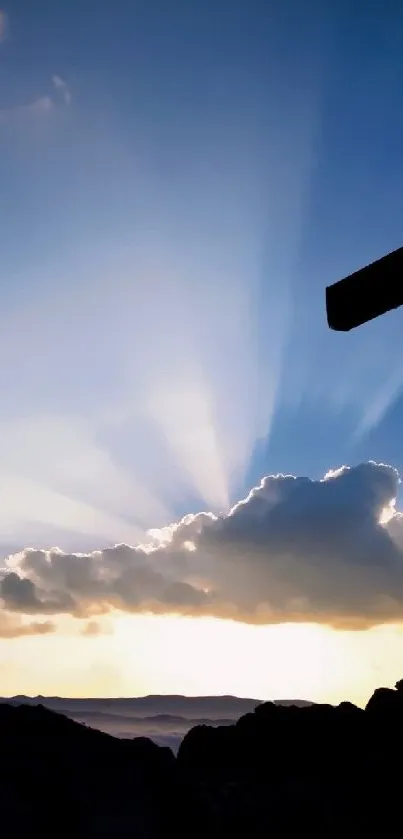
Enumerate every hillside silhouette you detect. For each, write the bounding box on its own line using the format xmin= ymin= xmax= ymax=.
xmin=2 ymin=681 xmax=403 ymax=837
xmin=0 ymin=693 xmax=311 ymax=750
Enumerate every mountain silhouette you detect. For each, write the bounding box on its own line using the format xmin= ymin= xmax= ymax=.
xmin=0 ymin=693 xmax=311 ymax=751
xmin=2 ymin=682 xmax=403 ymax=836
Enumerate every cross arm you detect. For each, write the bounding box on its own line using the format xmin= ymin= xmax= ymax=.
xmin=326 ymin=246 xmax=403 ymax=331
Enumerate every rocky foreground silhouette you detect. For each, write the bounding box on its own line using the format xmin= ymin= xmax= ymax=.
xmin=2 ymin=681 xmax=403 ymax=837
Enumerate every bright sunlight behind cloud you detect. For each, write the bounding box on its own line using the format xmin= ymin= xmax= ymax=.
xmin=2 ymin=461 xmax=403 ymax=635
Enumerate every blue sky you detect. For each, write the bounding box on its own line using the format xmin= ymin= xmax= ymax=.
xmin=0 ymin=0 xmax=403 ymax=551
xmin=2 ymin=1 xmax=403 ymax=703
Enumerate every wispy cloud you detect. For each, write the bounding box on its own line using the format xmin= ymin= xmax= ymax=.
xmin=0 ymin=13 xmax=71 ymax=120
xmin=0 ymin=9 xmax=8 ymax=43
xmin=0 ymin=75 xmax=71 ymax=126
xmin=0 ymin=95 xmax=54 ymax=125
xmin=0 ymin=611 xmax=55 ymax=638
xmin=52 ymin=74 xmax=72 ymax=106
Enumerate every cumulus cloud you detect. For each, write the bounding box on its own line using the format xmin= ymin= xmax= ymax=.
xmin=1 ymin=462 xmax=403 ymax=630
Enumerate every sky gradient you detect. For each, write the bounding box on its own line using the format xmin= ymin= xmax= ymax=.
xmin=0 ymin=1 xmax=403 ymax=705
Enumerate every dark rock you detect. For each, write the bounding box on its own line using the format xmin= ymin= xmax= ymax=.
xmin=3 ymin=678 xmax=403 ymax=836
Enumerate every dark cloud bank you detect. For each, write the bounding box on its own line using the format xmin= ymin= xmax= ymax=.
xmin=2 ymin=461 xmax=403 ymax=635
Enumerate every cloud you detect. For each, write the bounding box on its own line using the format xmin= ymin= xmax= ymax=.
xmin=0 ymin=96 xmax=54 ymax=125
xmin=0 ymin=611 xmax=55 ymax=638
xmin=81 ymin=620 xmax=113 ymax=636
xmin=1 ymin=462 xmax=403 ymax=630
xmin=52 ymin=75 xmax=72 ymax=106
xmin=0 ymin=10 xmax=8 ymax=43
xmin=0 ymin=75 xmax=71 ymax=126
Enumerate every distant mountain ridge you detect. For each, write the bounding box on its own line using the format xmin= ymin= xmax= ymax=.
xmin=0 ymin=694 xmax=312 ymax=751
xmin=1 ymin=694 xmax=312 ymax=708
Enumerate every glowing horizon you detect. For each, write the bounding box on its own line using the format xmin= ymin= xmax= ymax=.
xmin=1 ymin=615 xmax=402 ymax=711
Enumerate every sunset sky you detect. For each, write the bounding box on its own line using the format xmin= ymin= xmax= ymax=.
xmin=1 ymin=0 xmax=403 ymax=706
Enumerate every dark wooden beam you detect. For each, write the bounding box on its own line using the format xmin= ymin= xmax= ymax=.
xmin=326 ymin=246 xmax=403 ymax=331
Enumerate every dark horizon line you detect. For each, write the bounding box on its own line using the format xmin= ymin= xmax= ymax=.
xmin=0 ymin=692 xmax=312 ymax=704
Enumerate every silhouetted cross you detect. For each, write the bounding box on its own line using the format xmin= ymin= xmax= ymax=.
xmin=326 ymin=246 xmax=403 ymax=331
